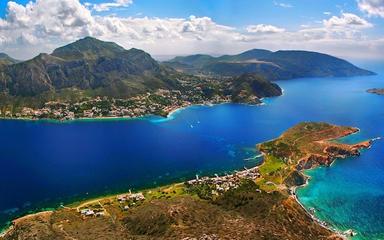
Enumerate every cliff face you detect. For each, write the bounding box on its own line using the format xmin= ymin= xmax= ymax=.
xmin=296 ymin=141 xmax=371 ymax=171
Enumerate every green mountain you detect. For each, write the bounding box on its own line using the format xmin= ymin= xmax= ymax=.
xmin=170 ymin=54 xmax=216 ymax=68
xmin=0 ymin=37 xmax=179 ymax=97
xmin=165 ymin=49 xmax=375 ymax=79
xmin=218 ymin=49 xmax=273 ymax=62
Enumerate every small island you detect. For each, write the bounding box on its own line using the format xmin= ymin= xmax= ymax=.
xmin=0 ymin=122 xmax=372 ymax=240
xmin=367 ymin=88 xmax=384 ymax=95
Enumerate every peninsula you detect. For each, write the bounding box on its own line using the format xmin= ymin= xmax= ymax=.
xmin=256 ymin=122 xmax=371 ymax=191
xmin=0 ymin=122 xmax=372 ymax=240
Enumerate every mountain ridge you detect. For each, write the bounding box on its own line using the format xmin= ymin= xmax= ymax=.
xmin=0 ymin=37 xmax=177 ymax=97
xmin=165 ymin=49 xmax=375 ymax=79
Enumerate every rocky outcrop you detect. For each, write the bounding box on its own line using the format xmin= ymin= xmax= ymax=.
xmin=296 ymin=154 xmax=332 ymax=171
xmin=284 ymin=170 xmax=308 ymax=187
xmin=296 ymin=141 xmax=371 ymax=172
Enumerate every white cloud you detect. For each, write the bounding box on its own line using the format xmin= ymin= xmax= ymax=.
xmin=89 ymin=0 xmax=133 ymax=12
xmin=323 ymin=11 xmax=332 ymax=15
xmin=273 ymin=1 xmax=293 ymax=8
xmin=3 ymin=0 xmax=95 ymax=40
xmin=0 ymin=0 xmax=382 ymax=60
xmin=246 ymin=24 xmax=285 ymax=34
xmin=358 ymin=0 xmax=384 ymax=17
xmin=323 ymin=13 xmax=373 ymax=29
xmin=0 ymin=0 xmax=243 ymax=58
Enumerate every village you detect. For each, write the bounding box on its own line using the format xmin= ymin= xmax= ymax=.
xmin=5 ymin=78 xmax=232 ymax=121
xmin=186 ymin=166 xmax=260 ymax=195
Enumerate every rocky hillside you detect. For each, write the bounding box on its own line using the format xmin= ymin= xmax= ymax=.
xmin=0 ymin=37 xmax=179 ymax=97
xmin=165 ymin=49 xmax=375 ymax=79
xmin=0 ymin=180 xmax=339 ymax=240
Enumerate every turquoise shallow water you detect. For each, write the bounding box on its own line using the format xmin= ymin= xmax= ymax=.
xmin=297 ymin=135 xmax=384 ymax=239
xmin=0 ymin=61 xmax=384 ymax=238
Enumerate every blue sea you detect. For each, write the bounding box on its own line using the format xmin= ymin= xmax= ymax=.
xmin=0 ymin=62 xmax=383 ymax=239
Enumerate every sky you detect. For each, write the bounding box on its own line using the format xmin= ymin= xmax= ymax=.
xmin=0 ymin=0 xmax=383 ymax=61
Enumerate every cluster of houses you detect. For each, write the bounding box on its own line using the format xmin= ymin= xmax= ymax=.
xmin=19 ymin=105 xmax=75 ymax=120
xmin=117 ymin=192 xmax=145 ymax=211
xmin=79 ymin=208 xmax=105 ymax=217
xmin=186 ymin=166 xmax=260 ymax=195
xmin=79 ymin=192 xmax=145 ymax=217
xmin=7 ymin=84 xmax=231 ymax=121
xmin=117 ymin=192 xmax=145 ymax=202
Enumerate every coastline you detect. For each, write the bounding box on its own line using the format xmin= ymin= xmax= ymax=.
xmin=292 ymin=188 xmax=347 ymax=239
xmin=0 ymin=155 xmax=346 ymax=239
xmin=290 ymin=129 xmax=375 ymax=240
xmin=256 ymin=126 xmax=374 ymax=240
xmin=0 ymin=211 xmax=53 ymax=238
xmin=0 ymin=100 xmax=264 ymax=124
xmin=0 ymin=164 xmax=259 ymax=237
xmin=292 ymin=173 xmax=350 ymax=240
